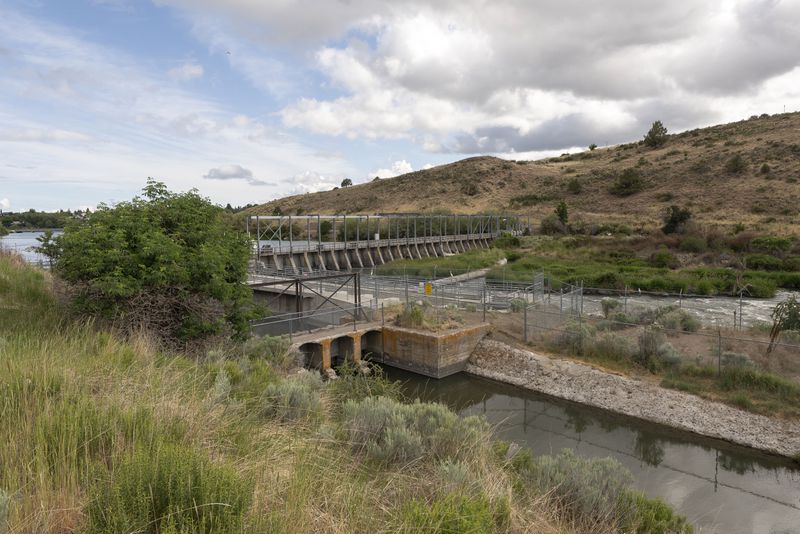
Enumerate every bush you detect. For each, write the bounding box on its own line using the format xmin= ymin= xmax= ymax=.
xmin=494 ymin=233 xmax=520 ymax=249
xmin=745 ymin=253 xmax=783 ymax=271
xmin=721 ymin=351 xmax=754 ymax=368
xmin=510 ymin=298 xmax=526 ymax=313
xmin=662 ymin=205 xmax=692 ymax=234
xmin=658 ymin=309 xmax=700 ymax=332
xmin=678 ymin=235 xmax=706 ymax=253
xmin=555 ymin=321 xmax=595 ymax=356
xmin=636 ymin=329 xmax=681 ymax=371
xmin=566 ymin=178 xmax=583 ymax=194
xmin=627 ymin=492 xmax=694 ymax=533
xmin=540 ymin=213 xmax=567 ymax=235
xmin=588 ymin=332 xmax=636 ymax=362
xmin=643 ymin=121 xmax=668 ymax=148
xmin=749 ymin=236 xmax=793 ymax=255
xmin=649 ymin=248 xmax=679 ymax=269
xmin=396 ymin=304 xmax=425 ymax=328
xmin=725 ymin=154 xmax=748 ymax=174
xmin=396 ymin=493 xmax=505 ymax=534
xmin=54 ymin=180 xmax=253 ymax=344
xmin=610 ymin=168 xmax=645 ymax=196
xmin=88 ymin=444 xmax=252 ymax=533
xmin=760 ymin=163 xmax=771 ymax=175
xmin=522 ymin=450 xmax=635 ymax=526
xmin=341 ymin=396 xmax=489 ymax=464
xmin=243 ymin=335 xmax=294 ymax=368
xmin=261 ymin=373 xmax=323 ymax=424
xmin=328 ymin=362 xmax=403 ymax=410
xmin=719 ymin=366 xmax=800 ymax=398
xmin=601 ymin=298 xmax=622 ymax=318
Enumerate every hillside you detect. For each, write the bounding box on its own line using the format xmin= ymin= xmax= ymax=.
xmin=253 ymin=112 xmax=800 ymax=232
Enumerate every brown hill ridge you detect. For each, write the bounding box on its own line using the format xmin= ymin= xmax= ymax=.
xmin=252 ymin=112 xmax=800 ymax=232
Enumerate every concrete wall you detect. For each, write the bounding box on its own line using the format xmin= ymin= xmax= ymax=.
xmin=377 ymin=323 xmax=491 ymax=378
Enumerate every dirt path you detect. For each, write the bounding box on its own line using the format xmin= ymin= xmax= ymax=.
xmin=468 ymin=339 xmax=800 ymax=458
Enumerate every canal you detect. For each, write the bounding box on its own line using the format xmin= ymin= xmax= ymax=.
xmin=387 ymin=368 xmax=800 ymax=534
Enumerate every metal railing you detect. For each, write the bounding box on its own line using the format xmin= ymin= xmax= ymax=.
xmin=249 ymin=300 xmax=379 ymax=340
xmin=259 ymin=232 xmax=497 ymax=255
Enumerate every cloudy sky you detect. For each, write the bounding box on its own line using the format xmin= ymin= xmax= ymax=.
xmin=1 ymin=0 xmax=799 ymax=211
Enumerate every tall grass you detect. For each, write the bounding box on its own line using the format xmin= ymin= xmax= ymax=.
xmin=0 ymin=253 xmax=689 ymax=533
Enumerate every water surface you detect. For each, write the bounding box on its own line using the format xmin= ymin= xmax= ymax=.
xmin=387 ymin=368 xmax=800 ymax=534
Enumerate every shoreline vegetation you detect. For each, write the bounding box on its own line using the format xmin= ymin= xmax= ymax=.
xmin=377 ymin=234 xmax=800 ymax=299
xmin=0 ymin=250 xmax=694 ymax=532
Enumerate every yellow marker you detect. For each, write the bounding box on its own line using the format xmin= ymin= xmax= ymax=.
xmin=424 ymin=282 xmax=432 ymax=295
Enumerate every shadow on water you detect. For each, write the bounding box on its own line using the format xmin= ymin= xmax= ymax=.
xmin=385 ymin=367 xmax=800 ymax=534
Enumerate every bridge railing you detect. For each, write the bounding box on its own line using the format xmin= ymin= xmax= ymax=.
xmin=260 ymin=232 xmax=498 ymax=255
xmin=249 ymin=300 xmax=379 ymax=340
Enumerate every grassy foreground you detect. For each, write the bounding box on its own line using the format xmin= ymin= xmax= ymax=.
xmin=0 ymin=252 xmax=691 ymax=533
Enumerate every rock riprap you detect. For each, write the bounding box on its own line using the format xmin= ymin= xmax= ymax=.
xmin=468 ymin=339 xmax=800 ymax=458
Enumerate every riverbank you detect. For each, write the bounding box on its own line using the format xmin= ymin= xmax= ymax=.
xmin=468 ymin=339 xmax=800 ymax=458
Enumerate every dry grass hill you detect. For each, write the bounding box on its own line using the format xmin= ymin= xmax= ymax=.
xmin=252 ymin=112 xmax=800 ymax=233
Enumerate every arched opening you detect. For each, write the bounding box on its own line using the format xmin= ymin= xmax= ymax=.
xmin=299 ymin=342 xmax=322 ymax=369
xmin=362 ymin=330 xmax=383 ymax=361
xmin=331 ymin=336 xmax=355 ymax=367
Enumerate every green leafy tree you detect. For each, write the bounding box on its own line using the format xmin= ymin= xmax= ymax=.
xmin=588 ymin=143 xmax=597 ymax=151
xmin=34 ymin=229 xmax=61 ymax=267
xmin=555 ymin=201 xmax=569 ymax=225
xmin=643 ymin=121 xmax=668 ymax=148
xmin=54 ymin=179 xmax=254 ymax=345
xmin=341 ymin=178 xmax=353 ymax=187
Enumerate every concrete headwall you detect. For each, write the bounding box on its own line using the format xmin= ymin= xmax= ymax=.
xmin=378 ymin=323 xmax=491 ymax=378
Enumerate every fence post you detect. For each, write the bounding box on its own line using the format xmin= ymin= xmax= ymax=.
xmin=483 ymin=285 xmax=487 ymax=322
xmin=624 ymin=285 xmax=628 ymax=314
xmin=679 ymin=289 xmax=682 ymax=309
xmin=523 ymin=304 xmax=528 ymax=343
xmin=717 ymin=329 xmax=722 ymax=376
xmin=381 ymin=303 xmax=385 ymax=327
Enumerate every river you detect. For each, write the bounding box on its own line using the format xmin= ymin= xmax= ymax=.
xmin=0 ymin=230 xmax=60 ymax=265
xmin=387 ymin=367 xmax=800 ymax=534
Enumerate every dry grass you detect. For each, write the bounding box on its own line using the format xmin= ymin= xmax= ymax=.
xmin=250 ymin=112 xmax=800 ymax=235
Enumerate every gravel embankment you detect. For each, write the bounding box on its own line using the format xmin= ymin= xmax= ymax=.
xmin=468 ymin=339 xmax=800 ymax=458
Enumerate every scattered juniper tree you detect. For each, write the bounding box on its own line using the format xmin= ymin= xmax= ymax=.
xmin=556 ymin=201 xmax=569 ymax=225
xmin=661 ymin=206 xmax=692 ymax=234
xmin=341 ymin=178 xmax=353 ymax=187
xmin=643 ymin=121 xmax=668 ymax=148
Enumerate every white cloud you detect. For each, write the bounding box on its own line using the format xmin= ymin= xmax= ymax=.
xmin=286 ymin=171 xmax=345 ymax=194
xmin=203 ymin=164 xmax=274 ymax=186
xmin=168 ymin=62 xmax=204 ymax=81
xmin=0 ymin=8 xmax=354 ymax=209
xmin=0 ymin=198 xmax=10 ymax=211
xmin=369 ymin=160 xmax=413 ymax=179
xmin=169 ymin=0 xmax=800 ymax=154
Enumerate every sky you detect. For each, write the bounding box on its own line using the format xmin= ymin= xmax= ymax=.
xmin=1 ymin=0 xmax=799 ymax=212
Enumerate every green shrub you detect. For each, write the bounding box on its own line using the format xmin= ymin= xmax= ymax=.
xmin=54 ymin=180 xmax=253 ymax=344
xmin=328 ymin=363 xmax=403 ymax=410
xmin=745 ymin=253 xmax=783 ymax=271
xmin=610 ymin=168 xmax=645 ymax=196
xmin=261 ymin=373 xmax=323 ymax=424
xmin=555 ymin=321 xmax=596 ymax=356
xmin=396 ymin=493 xmax=505 ymax=534
xmin=494 ymin=233 xmax=520 ymax=249
xmin=749 ymin=236 xmax=793 ymax=255
xmin=588 ymin=332 xmax=636 ymax=362
xmin=649 ymin=248 xmax=679 ymax=269
xmin=396 ymin=304 xmax=425 ymax=328
xmin=566 ymin=178 xmax=583 ymax=194
xmin=601 ymin=298 xmax=622 ymax=318
xmin=725 ymin=154 xmax=748 ymax=174
xmin=510 ymin=298 xmax=526 ymax=313
xmin=243 ymin=335 xmax=294 ymax=368
xmin=626 ymin=492 xmax=694 ymax=533
xmin=678 ymin=235 xmax=706 ymax=253
xmin=719 ymin=367 xmax=800 ymax=398
xmin=540 ymin=213 xmax=567 ymax=235
xmin=341 ymin=396 xmax=489 ymax=464
xmin=760 ymin=163 xmax=771 ymax=175
xmin=88 ymin=444 xmax=252 ymax=533
xmin=636 ymin=329 xmax=681 ymax=371
xmin=658 ymin=309 xmax=700 ymax=332
xmin=522 ymin=449 xmax=635 ymax=526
